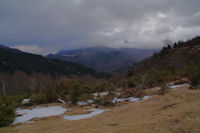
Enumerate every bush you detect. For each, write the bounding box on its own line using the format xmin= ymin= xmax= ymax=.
xmin=44 ymin=83 xmax=58 ymax=103
xmin=186 ymin=60 xmax=200 ymax=88
xmin=94 ymin=98 xmax=101 ymax=104
xmin=101 ymin=99 xmax=113 ymax=107
xmin=145 ymin=69 xmax=160 ymax=88
xmin=0 ymin=95 xmax=23 ymax=127
xmin=70 ymin=82 xmax=82 ymax=104
xmin=0 ymin=103 xmax=15 ymax=127
xmin=158 ymin=83 xmax=168 ymax=95
xmin=95 ymin=83 xmax=114 ymax=92
xmin=29 ymin=82 xmax=58 ymax=105
xmin=127 ymin=79 xmax=136 ymax=88
xmin=191 ymin=74 xmax=200 ymax=88
xmin=29 ymin=94 xmax=46 ymax=105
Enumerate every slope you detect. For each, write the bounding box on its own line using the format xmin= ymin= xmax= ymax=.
xmin=0 ymin=45 xmax=110 ymax=78
xmin=125 ymin=36 xmax=200 ymax=77
xmin=1 ymin=87 xmax=200 ymax=133
xmin=47 ymin=47 xmax=157 ymax=73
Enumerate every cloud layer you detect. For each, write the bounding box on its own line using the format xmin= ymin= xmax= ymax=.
xmin=0 ymin=0 xmax=200 ymax=54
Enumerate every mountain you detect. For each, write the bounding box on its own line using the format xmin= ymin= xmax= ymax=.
xmin=125 ymin=36 xmax=200 ymax=77
xmin=47 ymin=47 xmax=157 ymax=73
xmin=0 ymin=44 xmax=22 ymax=53
xmin=0 ymin=45 xmax=110 ymax=78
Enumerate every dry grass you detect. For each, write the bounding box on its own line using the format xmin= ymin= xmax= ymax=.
xmin=1 ymin=88 xmax=200 ymax=133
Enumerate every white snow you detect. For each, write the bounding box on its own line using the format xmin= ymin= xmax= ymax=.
xmin=112 ymin=97 xmax=127 ymax=103
xmin=77 ymin=101 xmax=89 ymax=106
xmin=112 ymin=95 xmax=152 ymax=103
xmin=142 ymin=95 xmax=152 ymax=100
xmin=63 ymin=108 xmax=110 ymax=120
xmin=13 ymin=106 xmax=68 ymax=124
xmin=58 ymin=98 xmax=66 ymax=104
xmin=93 ymin=92 xmax=109 ymax=97
xmin=22 ymin=98 xmax=30 ymax=104
xmin=87 ymin=100 xmax=93 ymax=104
xmin=126 ymin=97 xmax=140 ymax=102
xmin=169 ymin=83 xmax=190 ymax=90
xmin=151 ymin=87 xmax=161 ymax=90
xmin=77 ymin=100 xmax=94 ymax=105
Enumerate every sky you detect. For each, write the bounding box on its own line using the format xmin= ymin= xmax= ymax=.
xmin=0 ymin=0 xmax=200 ymax=55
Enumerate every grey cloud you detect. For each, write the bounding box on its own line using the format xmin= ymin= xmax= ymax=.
xmin=0 ymin=0 xmax=200 ymax=54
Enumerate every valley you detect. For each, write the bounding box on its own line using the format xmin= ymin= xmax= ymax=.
xmin=1 ymin=1 xmax=200 ymax=132
xmin=47 ymin=47 xmax=157 ymax=73
xmin=1 ymin=28 xmax=200 ymax=133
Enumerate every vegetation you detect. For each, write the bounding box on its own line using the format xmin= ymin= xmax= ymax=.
xmin=120 ymin=69 xmax=173 ymax=92
xmin=126 ymin=36 xmax=200 ymax=88
xmin=0 ymin=47 xmax=111 ymax=78
xmin=0 ymin=95 xmax=23 ymax=127
xmin=2 ymin=87 xmax=200 ymax=133
xmin=185 ymin=61 xmax=200 ymax=88
xmin=1 ymin=36 xmax=200 ymax=128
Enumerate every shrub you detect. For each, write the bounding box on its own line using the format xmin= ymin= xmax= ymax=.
xmin=127 ymin=79 xmax=136 ymax=88
xmin=0 ymin=103 xmax=15 ymax=127
xmin=101 ymin=99 xmax=113 ymax=107
xmin=145 ymin=69 xmax=160 ymax=87
xmin=44 ymin=83 xmax=58 ymax=103
xmin=191 ymin=74 xmax=200 ymax=88
xmin=0 ymin=95 xmax=22 ymax=127
xmin=78 ymin=93 xmax=93 ymax=101
xmin=185 ymin=60 xmax=200 ymax=88
xmin=158 ymin=83 xmax=168 ymax=95
xmin=29 ymin=94 xmax=46 ymax=105
xmin=69 ymin=82 xmax=82 ymax=104
xmin=94 ymin=98 xmax=101 ymax=105
xmin=29 ymin=82 xmax=58 ymax=105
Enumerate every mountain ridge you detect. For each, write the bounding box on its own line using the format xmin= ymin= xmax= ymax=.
xmin=0 ymin=45 xmax=111 ymax=78
xmin=47 ymin=47 xmax=158 ymax=73
xmin=124 ymin=36 xmax=200 ymax=77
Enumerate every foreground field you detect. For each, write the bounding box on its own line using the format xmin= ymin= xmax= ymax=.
xmin=1 ymin=87 xmax=200 ymax=133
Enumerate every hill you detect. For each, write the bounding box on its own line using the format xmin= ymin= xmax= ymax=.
xmin=0 ymin=45 xmax=110 ymax=78
xmin=47 ymin=47 xmax=157 ymax=73
xmin=125 ymin=36 xmax=200 ymax=77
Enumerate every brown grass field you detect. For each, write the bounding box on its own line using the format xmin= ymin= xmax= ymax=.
xmin=1 ymin=87 xmax=200 ymax=133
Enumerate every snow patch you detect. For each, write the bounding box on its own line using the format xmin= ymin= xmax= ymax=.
xmin=13 ymin=106 xmax=68 ymax=124
xmin=22 ymin=98 xmax=30 ymax=104
xmin=58 ymin=98 xmax=66 ymax=104
xmin=112 ymin=95 xmax=152 ymax=103
xmin=142 ymin=95 xmax=152 ymax=100
xmin=77 ymin=101 xmax=88 ymax=106
xmin=93 ymin=92 xmax=109 ymax=97
xmin=77 ymin=100 xmax=94 ymax=106
xmin=87 ymin=100 xmax=93 ymax=104
xmin=63 ymin=108 xmax=110 ymax=120
xmin=169 ymin=83 xmax=190 ymax=90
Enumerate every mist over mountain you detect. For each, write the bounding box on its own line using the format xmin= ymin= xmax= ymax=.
xmin=47 ymin=47 xmax=157 ymax=73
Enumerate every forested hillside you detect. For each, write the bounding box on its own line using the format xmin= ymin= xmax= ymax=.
xmin=125 ymin=37 xmax=200 ymax=77
xmin=0 ymin=46 xmax=110 ymax=78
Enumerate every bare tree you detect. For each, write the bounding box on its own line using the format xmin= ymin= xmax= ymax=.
xmin=2 ymin=80 xmax=5 ymax=95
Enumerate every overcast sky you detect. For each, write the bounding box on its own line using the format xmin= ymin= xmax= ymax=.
xmin=0 ymin=0 xmax=200 ymax=55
